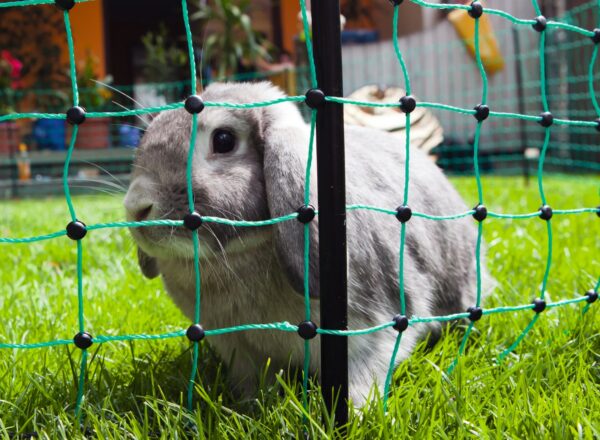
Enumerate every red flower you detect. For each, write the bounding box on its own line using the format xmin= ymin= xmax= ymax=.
xmin=1 ymin=50 xmax=23 ymax=89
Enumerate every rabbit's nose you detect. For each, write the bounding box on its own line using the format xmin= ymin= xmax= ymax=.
xmin=130 ymin=203 xmax=153 ymax=222
xmin=125 ymin=197 xmax=155 ymax=222
xmin=124 ymin=176 xmax=157 ymax=222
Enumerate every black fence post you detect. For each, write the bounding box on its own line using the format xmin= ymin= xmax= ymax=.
xmin=311 ymin=0 xmax=349 ymax=428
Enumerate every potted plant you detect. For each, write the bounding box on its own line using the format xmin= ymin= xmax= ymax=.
xmin=1 ymin=6 xmax=71 ymax=151
xmin=0 ymin=50 xmax=22 ymax=155
xmin=135 ymin=24 xmax=189 ymax=107
xmin=190 ymin=0 xmax=272 ymax=79
xmin=140 ymin=24 xmax=188 ymax=85
xmin=68 ymin=51 xmax=114 ymax=150
xmin=30 ymin=89 xmax=69 ymax=151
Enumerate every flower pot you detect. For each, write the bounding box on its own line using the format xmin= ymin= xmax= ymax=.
xmin=67 ymin=118 xmax=111 ymax=149
xmin=33 ymin=119 xmax=66 ymax=151
xmin=118 ymin=125 xmax=142 ymax=148
xmin=0 ymin=121 xmax=19 ymax=155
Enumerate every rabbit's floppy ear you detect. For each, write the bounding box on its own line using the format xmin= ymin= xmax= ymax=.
xmin=260 ymin=105 xmax=320 ymax=299
xmin=137 ymin=246 xmax=159 ymax=279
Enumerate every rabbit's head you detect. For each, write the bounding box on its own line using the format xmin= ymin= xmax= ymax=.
xmin=124 ymin=82 xmax=318 ymax=293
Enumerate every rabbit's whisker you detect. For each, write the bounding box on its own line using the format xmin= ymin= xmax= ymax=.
xmin=116 ymin=122 xmax=146 ymax=133
xmin=77 ymin=161 xmax=128 ymax=191
xmin=92 ymin=78 xmax=154 ymax=125
xmin=69 ymin=184 xmax=123 ymax=197
xmin=112 ymin=101 xmax=152 ymax=128
xmin=203 ymin=224 xmax=244 ymax=285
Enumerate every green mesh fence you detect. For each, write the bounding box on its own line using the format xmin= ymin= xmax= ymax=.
xmin=428 ymin=1 xmax=600 ymax=175
xmin=2 ymin=2 xmax=598 ymax=198
xmin=329 ymin=1 xmax=600 ymax=174
xmin=0 ymin=0 xmax=599 ymax=424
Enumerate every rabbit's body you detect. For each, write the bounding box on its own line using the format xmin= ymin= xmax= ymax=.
xmin=124 ymin=82 xmax=485 ymax=404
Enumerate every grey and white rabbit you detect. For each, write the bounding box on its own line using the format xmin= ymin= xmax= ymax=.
xmin=124 ymin=82 xmax=488 ymax=405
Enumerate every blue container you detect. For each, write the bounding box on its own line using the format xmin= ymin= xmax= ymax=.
xmin=341 ymin=29 xmax=379 ymax=44
xmin=33 ymin=119 xmax=66 ymax=151
xmin=118 ymin=125 xmax=142 ymax=148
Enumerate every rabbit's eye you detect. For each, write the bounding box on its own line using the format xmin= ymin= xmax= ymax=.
xmin=212 ymin=129 xmax=236 ymax=154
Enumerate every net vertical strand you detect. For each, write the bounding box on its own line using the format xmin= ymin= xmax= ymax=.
xmin=301 ymin=111 xmax=317 ymax=413
xmin=448 ymin=13 xmax=488 ymax=373
xmin=298 ymin=0 xmax=318 ymax=415
xmin=499 ymin=1 xmax=554 ymax=361
xmin=181 ymin=0 xmax=202 ymax=411
xmin=62 ymin=9 xmax=87 ymax=420
xmin=383 ymin=4 xmax=412 ymax=412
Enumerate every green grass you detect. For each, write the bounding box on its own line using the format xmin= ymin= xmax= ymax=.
xmin=0 ymin=175 xmax=598 ymax=439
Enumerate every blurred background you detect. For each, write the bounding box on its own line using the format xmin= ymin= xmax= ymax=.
xmin=0 ymin=0 xmax=598 ymax=198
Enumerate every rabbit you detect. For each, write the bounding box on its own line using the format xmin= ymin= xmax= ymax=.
xmin=124 ymin=81 xmax=489 ymax=406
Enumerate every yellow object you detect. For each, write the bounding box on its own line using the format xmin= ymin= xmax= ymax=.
xmin=17 ymin=142 xmax=31 ymax=182
xmin=448 ymin=4 xmax=505 ymax=75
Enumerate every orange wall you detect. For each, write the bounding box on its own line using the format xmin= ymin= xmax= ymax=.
xmin=280 ymin=1 xmax=300 ymax=55
xmin=69 ymin=0 xmax=106 ymax=77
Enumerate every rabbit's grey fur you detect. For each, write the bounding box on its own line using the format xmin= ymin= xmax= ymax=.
xmin=124 ymin=82 xmax=488 ymax=405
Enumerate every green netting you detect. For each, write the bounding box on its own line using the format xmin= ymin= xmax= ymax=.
xmin=333 ymin=1 xmax=600 ymax=175
xmin=2 ymin=1 xmax=599 ymax=184
xmin=0 ymin=0 xmax=599 ymax=424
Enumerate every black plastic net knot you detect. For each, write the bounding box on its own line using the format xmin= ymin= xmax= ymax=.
xmin=73 ymin=332 xmax=93 ymax=349
xmin=297 ymin=321 xmax=318 ymax=339
xmin=473 ymin=104 xmax=489 ymax=122
xmin=532 ymin=298 xmax=547 ymax=313
xmin=183 ymin=212 xmax=203 ymax=230
xmin=595 ymin=118 xmax=600 ymax=132
xmin=388 ymin=0 xmax=404 ymax=5
xmin=586 ymin=290 xmax=598 ymax=303
xmin=399 ymin=95 xmax=416 ymax=114
xmin=66 ymin=220 xmax=87 ymax=240
xmin=297 ymin=205 xmax=316 ymax=223
xmin=186 ymin=324 xmax=205 ymax=342
xmin=472 ymin=204 xmax=487 ymax=222
xmin=467 ymin=306 xmax=483 ymax=322
xmin=468 ymin=1 xmax=483 ymax=19
xmin=305 ymin=88 xmax=325 ymax=109
xmin=532 ymin=16 xmax=547 ymax=32
xmin=539 ymin=205 xmax=553 ymax=221
xmin=538 ymin=111 xmax=554 ymax=127
xmin=395 ymin=205 xmax=412 ymax=223
xmin=66 ymin=106 xmax=86 ymax=125
xmin=55 ymin=0 xmax=75 ymax=11
xmin=185 ymin=95 xmax=205 ymax=114
xmin=393 ymin=315 xmax=409 ymax=332
xmin=592 ymin=28 xmax=600 ymax=44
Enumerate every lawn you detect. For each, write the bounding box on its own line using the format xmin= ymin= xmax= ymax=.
xmin=0 ymin=175 xmax=598 ymax=439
